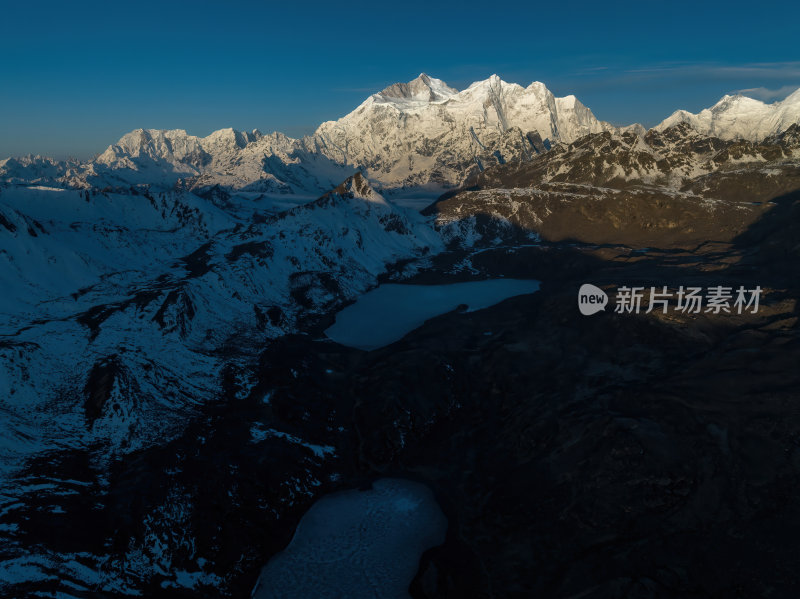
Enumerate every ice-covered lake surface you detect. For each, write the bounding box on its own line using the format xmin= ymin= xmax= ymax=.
xmin=253 ymin=478 xmax=447 ymax=599
xmin=325 ymin=278 xmax=541 ymax=350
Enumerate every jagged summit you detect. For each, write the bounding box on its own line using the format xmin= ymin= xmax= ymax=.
xmin=101 ymin=127 xmax=261 ymax=161
xmin=332 ymin=171 xmax=377 ymax=198
xmin=655 ymin=85 xmax=800 ymax=140
xmin=376 ymin=73 xmax=458 ymax=103
xmin=465 ymin=73 xmax=509 ymax=90
xmin=6 ymin=76 xmax=800 ymax=195
xmin=56 ymin=73 xmax=637 ymax=193
xmin=312 ymin=74 xmax=634 ymax=189
xmin=0 ymin=154 xmax=73 ymax=186
xmin=203 ymin=127 xmax=262 ymax=149
xmin=317 ymin=171 xmax=380 ymax=202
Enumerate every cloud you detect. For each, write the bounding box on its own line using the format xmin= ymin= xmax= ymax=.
xmin=735 ymin=85 xmax=800 ymax=102
xmin=551 ymin=61 xmax=800 ymax=99
xmin=617 ymin=61 xmax=800 ymax=82
xmin=331 ymin=86 xmax=386 ymax=93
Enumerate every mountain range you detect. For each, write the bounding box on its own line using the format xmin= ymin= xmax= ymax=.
xmin=4 ymin=74 xmax=798 ymax=196
xmin=656 ymin=87 xmax=800 ymax=140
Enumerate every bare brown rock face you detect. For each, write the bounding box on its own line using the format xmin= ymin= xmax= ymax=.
xmin=427 ymin=124 xmax=800 ymax=250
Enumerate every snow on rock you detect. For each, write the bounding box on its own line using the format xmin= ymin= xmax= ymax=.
xmin=375 ymin=73 xmax=459 ymax=104
xmin=0 ymin=169 xmax=443 ymax=593
xmin=0 ymin=155 xmax=76 ymax=186
xmin=1 ymin=74 xmax=647 ymax=195
xmin=5 ymin=79 xmax=800 ymax=196
xmin=313 ymin=73 xmax=628 ymax=190
xmin=655 ymin=87 xmax=800 ymax=141
xmin=0 ymin=172 xmax=440 ymax=490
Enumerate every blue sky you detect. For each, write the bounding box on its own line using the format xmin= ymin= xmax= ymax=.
xmin=1 ymin=0 xmax=798 ymax=159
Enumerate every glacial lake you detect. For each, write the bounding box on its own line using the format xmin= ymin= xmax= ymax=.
xmin=252 ymin=478 xmax=447 ymax=599
xmin=325 ymin=279 xmax=541 ymax=350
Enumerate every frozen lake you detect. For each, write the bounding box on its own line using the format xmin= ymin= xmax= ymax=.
xmin=252 ymin=478 xmax=447 ymax=599
xmin=325 ymin=278 xmax=540 ymax=350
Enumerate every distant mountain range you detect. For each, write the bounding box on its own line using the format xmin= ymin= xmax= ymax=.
xmin=655 ymin=87 xmax=800 ymax=140
xmin=3 ymin=74 xmax=798 ymax=195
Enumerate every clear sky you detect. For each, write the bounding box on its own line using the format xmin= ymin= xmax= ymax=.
xmin=1 ymin=0 xmax=798 ymax=159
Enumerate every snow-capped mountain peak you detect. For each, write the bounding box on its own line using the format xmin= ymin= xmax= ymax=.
xmin=0 ymin=154 xmax=75 ymax=186
xmin=328 ymin=171 xmax=383 ymax=202
xmin=96 ymin=128 xmax=208 ymax=172
xmin=7 ymin=73 xmax=636 ymax=195
xmin=202 ymin=127 xmax=262 ymax=150
xmin=2 ymin=73 xmax=653 ymax=195
xmin=97 ymin=127 xmax=262 ymax=167
xmin=375 ymin=73 xmax=458 ymax=104
xmin=655 ymin=85 xmax=800 ymax=141
xmin=310 ymin=74 xmax=632 ymax=190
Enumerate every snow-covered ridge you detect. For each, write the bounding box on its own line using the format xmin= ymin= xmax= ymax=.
xmin=0 ymin=74 xmax=642 ymax=194
xmin=0 ymin=154 xmax=77 ymax=186
xmin=0 ymin=168 xmax=440 ymax=513
xmin=655 ymin=87 xmax=800 ymax=141
xmin=4 ymin=76 xmax=800 ymax=195
xmin=96 ymin=127 xmax=263 ymax=170
xmin=0 ymin=168 xmax=446 ymax=594
xmin=374 ymin=73 xmax=458 ymax=105
xmin=312 ymin=73 xmax=631 ymax=190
